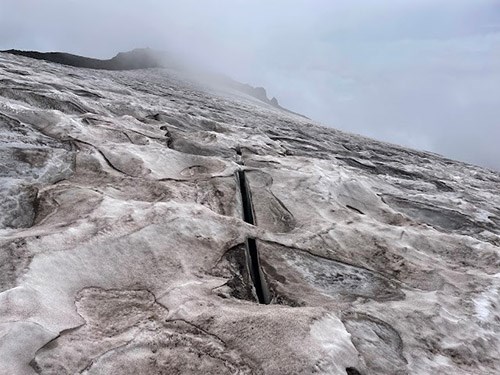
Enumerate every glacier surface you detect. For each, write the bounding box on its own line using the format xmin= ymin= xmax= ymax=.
xmin=0 ymin=52 xmax=499 ymax=374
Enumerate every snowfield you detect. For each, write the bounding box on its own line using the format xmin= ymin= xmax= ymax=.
xmin=0 ymin=52 xmax=499 ymax=374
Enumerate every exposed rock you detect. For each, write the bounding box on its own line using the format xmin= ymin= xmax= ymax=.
xmin=1 ymin=48 xmax=168 ymax=71
xmin=0 ymin=51 xmax=499 ymax=374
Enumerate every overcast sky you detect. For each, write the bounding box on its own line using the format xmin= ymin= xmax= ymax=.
xmin=1 ymin=0 xmax=499 ymax=171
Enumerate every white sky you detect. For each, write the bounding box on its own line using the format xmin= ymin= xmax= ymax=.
xmin=1 ymin=0 xmax=500 ymax=170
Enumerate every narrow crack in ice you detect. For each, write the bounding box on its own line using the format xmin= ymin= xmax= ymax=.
xmin=236 ymin=148 xmax=271 ymax=304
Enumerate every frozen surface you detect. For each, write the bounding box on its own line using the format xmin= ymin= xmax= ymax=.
xmin=0 ymin=52 xmax=499 ymax=374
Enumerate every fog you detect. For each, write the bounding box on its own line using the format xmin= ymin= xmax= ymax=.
xmin=1 ymin=0 xmax=499 ymax=170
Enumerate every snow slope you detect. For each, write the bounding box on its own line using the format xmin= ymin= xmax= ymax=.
xmin=0 ymin=52 xmax=499 ymax=374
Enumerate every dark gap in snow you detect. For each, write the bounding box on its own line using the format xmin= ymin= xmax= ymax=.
xmin=346 ymin=367 xmax=362 ymax=375
xmin=246 ymin=237 xmax=270 ymax=304
xmin=238 ymin=170 xmax=255 ymax=226
xmin=346 ymin=205 xmax=365 ymax=215
xmin=237 ymin=168 xmax=271 ymax=304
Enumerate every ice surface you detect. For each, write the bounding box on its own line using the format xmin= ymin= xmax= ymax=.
xmin=0 ymin=52 xmax=499 ymax=374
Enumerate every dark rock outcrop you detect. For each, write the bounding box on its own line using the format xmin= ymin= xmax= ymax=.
xmin=1 ymin=48 xmax=169 ymax=70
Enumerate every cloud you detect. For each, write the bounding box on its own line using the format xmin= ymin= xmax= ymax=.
xmin=1 ymin=0 xmax=499 ymax=170
xmin=270 ymin=31 xmax=500 ymax=170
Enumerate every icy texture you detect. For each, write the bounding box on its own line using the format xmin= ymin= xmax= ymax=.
xmin=0 ymin=53 xmax=499 ymax=374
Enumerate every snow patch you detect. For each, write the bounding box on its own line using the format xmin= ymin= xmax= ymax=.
xmin=310 ymin=314 xmax=360 ymax=374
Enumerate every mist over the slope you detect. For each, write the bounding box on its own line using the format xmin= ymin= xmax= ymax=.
xmin=1 ymin=0 xmax=499 ymax=171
